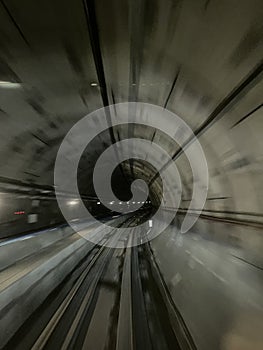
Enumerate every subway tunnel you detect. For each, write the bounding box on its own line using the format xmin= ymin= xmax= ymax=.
xmin=0 ymin=0 xmax=263 ymax=349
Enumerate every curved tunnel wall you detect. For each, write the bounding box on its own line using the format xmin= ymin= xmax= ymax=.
xmin=0 ymin=1 xmax=262 ymax=348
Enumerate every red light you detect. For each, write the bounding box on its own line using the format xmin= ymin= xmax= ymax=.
xmin=14 ymin=211 xmax=25 ymax=215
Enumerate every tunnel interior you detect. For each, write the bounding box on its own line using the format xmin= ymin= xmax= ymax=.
xmin=0 ymin=0 xmax=263 ymax=349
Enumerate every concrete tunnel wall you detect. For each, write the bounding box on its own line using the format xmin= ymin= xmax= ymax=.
xmin=0 ymin=0 xmax=262 ymax=229
xmin=0 ymin=0 xmax=262 ymax=348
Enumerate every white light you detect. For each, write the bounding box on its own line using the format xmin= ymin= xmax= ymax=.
xmin=142 ymin=201 xmax=145 ymax=204
xmin=132 ymin=201 xmax=135 ymax=204
xmin=137 ymin=201 xmax=140 ymax=204
xmin=149 ymin=220 xmax=153 ymax=228
xmin=68 ymin=200 xmax=78 ymax=206
xmin=119 ymin=202 xmax=122 ymax=204
xmin=97 ymin=201 xmax=101 ymax=204
xmin=127 ymin=201 xmax=129 ymax=204
xmin=109 ymin=201 xmax=114 ymax=205
xmin=0 ymin=81 xmax=21 ymax=88
xmin=90 ymin=82 xmax=98 ymax=87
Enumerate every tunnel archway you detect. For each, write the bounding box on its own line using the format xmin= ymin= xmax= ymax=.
xmin=0 ymin=1 xmax=262 ymax=349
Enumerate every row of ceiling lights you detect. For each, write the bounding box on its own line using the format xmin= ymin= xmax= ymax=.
xmin=0 ymin=80 xmax=167 ymax=89
xmin=97 ymin=201 xmax=151 ymax=205
xmin=68 ymin=200 xmax=151 ymax=206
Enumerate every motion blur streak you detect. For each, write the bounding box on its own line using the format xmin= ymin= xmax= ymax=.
xmin=0 ymin=1 xmax=263 ymax=350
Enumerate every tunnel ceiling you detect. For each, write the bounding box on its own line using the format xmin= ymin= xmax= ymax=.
xmin=0 ymin=0 xmax=263 ymax=219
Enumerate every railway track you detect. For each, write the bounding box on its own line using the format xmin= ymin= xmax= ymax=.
xmin=4 ymin=217 xmax=195 ymax=350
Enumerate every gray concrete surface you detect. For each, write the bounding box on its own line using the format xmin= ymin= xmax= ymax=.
xmin=151 ymin=220 xmax=263 ymax=350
